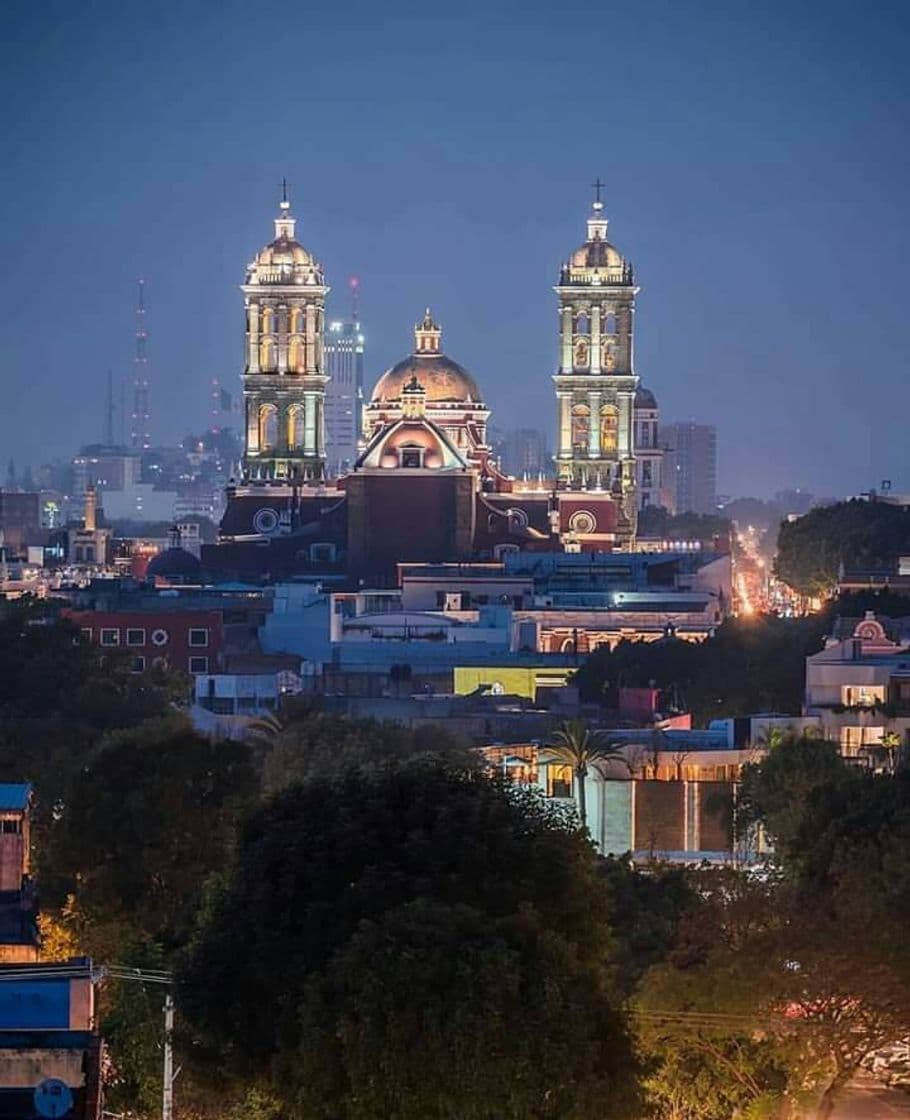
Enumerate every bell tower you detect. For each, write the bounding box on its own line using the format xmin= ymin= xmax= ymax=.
xmin=241 ymin=186 xmax=329 ymax=482
xmin=553 ymin=184 xmax=639 ymax=535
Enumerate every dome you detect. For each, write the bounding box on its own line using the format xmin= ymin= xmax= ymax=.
xmin=372 ymin=354 xmax=482 ymax=404
xmin=146 ymin=547 xmax=201 ymax=581
xmin=370 ymin=310 xmax=484 ymax=404
xmin=569 ymin=238 xmax=625 ymax=272
xmin=256 ymin=237 xmax=314 ymax=269
xmin=635 ymin=385 xmax=658 ymax=409
xmin=245 ymin=192 xmax=323 ymax=285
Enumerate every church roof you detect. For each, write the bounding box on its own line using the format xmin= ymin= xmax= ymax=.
xmin=370 ymin=311 xmax=484 ymax=405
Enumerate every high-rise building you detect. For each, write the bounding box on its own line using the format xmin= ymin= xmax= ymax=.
xmin=632 ymin=386 xmax=663 ymax=509
xmin=241 ymin=187 xmax=329 ymax=482
xmin=661 ymin=421 xmax=717 ymax=515
xmin=552 ymin=184 xmax=638 ymax=540
xmin=324 ymin=287 xmax=364 ymax=477
xmin=497 ymin=428 xmax=549 ymax=478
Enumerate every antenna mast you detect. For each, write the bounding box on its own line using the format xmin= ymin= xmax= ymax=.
xmin=131 ymin=279 xmax=151 ymax=449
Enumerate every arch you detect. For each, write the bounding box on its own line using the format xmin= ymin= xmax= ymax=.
xmin=259 ymin=337 xmax=277 ymax=370
xmin=575 ymin=311 xmax=590 ymax=335
xmin=604 ymin=313 xmax=617 ymax=335
xmin=258 ymin=403 xmax=278 ymax=451
xmin=287 ymin=403 xmax=305 ymax=450
xmin=571 ymin=404 xmax=590 ymax=451
xmin=600 ymin=404 xmax=619 ymax=454
xmin=261 ymin=306 xmax=275 ymax=334
xmin=288 ymin=336 xmax=303 ymax=372
xmin=290 ymin=306 xmax=305 ymax=334
xmin=575 ymin=339 xmax=589 ymax=368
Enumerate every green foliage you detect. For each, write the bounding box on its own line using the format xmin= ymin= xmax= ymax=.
xmin=258 ymin=709 xmax=473 ymax=794
xmin=637 ymin=507 xmax=731 ymax=542
xmin=573 ymin=615 xmax=827 ymax=722
xmin=775 ymin=499 xmax=910 ymax=597
xmin=44 ymin=718 xmax=257 ymax=947
xmin=543 ymin=719 xmax=626 ymax=828
xmin=178 ymin=762 xmax=639 ymax=1119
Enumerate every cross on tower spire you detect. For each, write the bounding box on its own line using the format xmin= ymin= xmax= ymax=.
xmin=592 ymin=178 xmax=605 ymax=207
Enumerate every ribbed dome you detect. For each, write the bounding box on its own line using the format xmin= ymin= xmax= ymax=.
xmin=370 ymin=310 xmax=484 ymax=404
xmin=256 ymin=236 xmax=314 ymax=268
xmin=146 ymin=547 xmax=201 ymax=581
xmin=635 ymin=385 xmax=658 ymax=409
xmin=245 ymin=194 xmax=324 ymax=286
xmin=372 ymin=354 xmax=482 ymax=404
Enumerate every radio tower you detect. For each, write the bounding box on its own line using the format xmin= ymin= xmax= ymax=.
xmin=131 ymin=279 xmax=151 ymax=449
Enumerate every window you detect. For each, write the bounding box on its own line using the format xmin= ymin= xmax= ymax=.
xmin=80 ymin=627 xmax=92 ymax=642
xmin=131 ymin=655 xmax=146 ymax=673
xmin=1 ymin=819 xmax=21 ymax=834
xmin=100 ymin=628 xmax=120 ymax=647
xmin=642 ymin=461 xmax=653 ymax=486
xmin=547 ymin=765 xmax=573 ymax=799
xmin=188 ymin=628 xmax=209 ymax=648
xmin=399 ymin=446 xmax=424 ymax=469
xmin=842 ymin=685 xmax=885 ymax=707
xmin=126 ymin=628 xmax=146 ymax=646
xmin=189 ymin=656 xmax=209 ymax=674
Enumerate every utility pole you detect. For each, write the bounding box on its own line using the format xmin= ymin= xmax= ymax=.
xmin=162 ymin=993 xmax=174 ymax=1120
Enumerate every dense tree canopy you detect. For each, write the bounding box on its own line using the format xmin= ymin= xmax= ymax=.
xmin=178 ymin=762 xmax=640 ymax=1119
xmin=775 ymin=499 xmax=910 ymax=597
xmin=573 ymin=615 xmax=827 ymax=722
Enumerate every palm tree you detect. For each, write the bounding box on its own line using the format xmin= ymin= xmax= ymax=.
xmin=544 ymin=719 xmax=624 ymax=830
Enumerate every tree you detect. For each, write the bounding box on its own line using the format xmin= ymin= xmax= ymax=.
xmin=775 ymin=500 xmax=910 ymax=598
xmin=543 ymin=719 xmax=624 ymax=829
xmin=178 ymin=761 xmax=640 ymax=1119
xmin=44 ymin=717 xmax=257 ymax=947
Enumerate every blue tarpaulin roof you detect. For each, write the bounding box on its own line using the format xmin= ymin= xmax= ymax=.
xmin=0 ymin=785 xmax=30 ymax=812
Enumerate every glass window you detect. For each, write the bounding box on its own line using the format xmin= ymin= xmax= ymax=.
xmin=547 ymin=764 xmax=573 ymax=799
xmin=100 ymin=628 xmax=120 ymax=647
xmin=131 ymin=655 xmax=146 ymax=673
xmin=126 ymin=628 xmax=146 ymax=646
xmin=188 ymin=628 xmax=209 ymax=648
xmin=189 ymin=656 xmax=209 ymax=674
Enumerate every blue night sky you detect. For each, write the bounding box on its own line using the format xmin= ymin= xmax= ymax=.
xmin=1 ymin=0 xmax=908 ymax=498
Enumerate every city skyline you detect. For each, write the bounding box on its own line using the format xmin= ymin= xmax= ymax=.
xmin=2 ymin=0 xmax=908 ymax=499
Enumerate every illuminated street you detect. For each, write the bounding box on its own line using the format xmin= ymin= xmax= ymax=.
xmin=830 ymin=1074 xmax=910 ymax=1119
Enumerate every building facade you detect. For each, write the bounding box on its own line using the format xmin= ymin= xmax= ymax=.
xmin=662 ymin=421 xmax=717 ymax=515
xmin=632 ymin=386 xmax=663 ymax=510
xmin=553 ymin=191 xmax=638 ymax=537
xmin=242 ymin=191 xmax=329 ymax=482
xmin=324 ymin=305 xmax=364 ymax=477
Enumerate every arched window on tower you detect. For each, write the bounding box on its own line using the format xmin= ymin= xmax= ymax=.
xmin=258 ymin=404 xmax=278 ymax=452
xmin=260 ymin=338 xmax=277 ymax=370
xmin=575 ymin=311 xmax=589 ymax=336
xmin=571 ymin=405 xmax=590 ymax=452
xmin=604 ymin=313 xmax=617 ymax=335
xmin=288 ymin=336 xmax=303 ymax=373
xmin=600 ymin=405 xmax=619 ymax=454
xmin=287 ymin=404 xmax=305 ymax=450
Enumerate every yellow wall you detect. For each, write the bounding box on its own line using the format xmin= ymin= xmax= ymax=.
xmin=454 ymin=666 xmax=571 ymax=700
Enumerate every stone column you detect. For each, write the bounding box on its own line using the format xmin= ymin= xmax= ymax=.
xmin=246 ymin=398 xmax=259 ymax=452
xmin=588 ymin=391 xmax=602 ymax=458
xmin=248 ymin=301 xmax=260 ymax=373
xmin=277 ymin=306 xmax=288 ymax=374
xmin=306 ymin=304 xmax=317 ymax=374
xmin=557 ymin=391 xmax=572 ymax=457
xmin=618 ymin=390 xmax=633 ymax=457
xmin=591 ymin=305 xmax=602 ymax=374
xmin=304 ymin=390 xmax=317 ymax=455
xmin=560 ymin=306 xmax=573 ymax=372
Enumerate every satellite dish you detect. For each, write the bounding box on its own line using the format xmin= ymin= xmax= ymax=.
xmin=34 ymin=1079 xmax=74 ymax=1119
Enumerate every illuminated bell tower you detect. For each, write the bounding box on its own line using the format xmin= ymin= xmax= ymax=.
xmin=241 ymin=187 xmax=329 ymax=482
xmin=553 ymin=184 xmax=639 ymax=531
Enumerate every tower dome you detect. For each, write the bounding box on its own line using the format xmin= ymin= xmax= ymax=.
xmin=370 ymin=310 xmax=483 ymax=404
xmin=245 ymin=186 xmax=324 ymax=286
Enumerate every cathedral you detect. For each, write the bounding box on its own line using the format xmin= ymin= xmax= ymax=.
xmin=209 ymin=189 xmax=661 ymax=583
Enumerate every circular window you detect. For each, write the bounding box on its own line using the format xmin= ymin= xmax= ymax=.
xmin=569 ymin=510 xmax=596 ymax=534
xmin=253 ymin=507 xmax=280 ymax=535
xmin=151 ymin=629 xmax=169 ymax=647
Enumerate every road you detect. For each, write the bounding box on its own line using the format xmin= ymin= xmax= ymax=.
xmin=829 ymin=1073 xmax=910 ymax=1119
